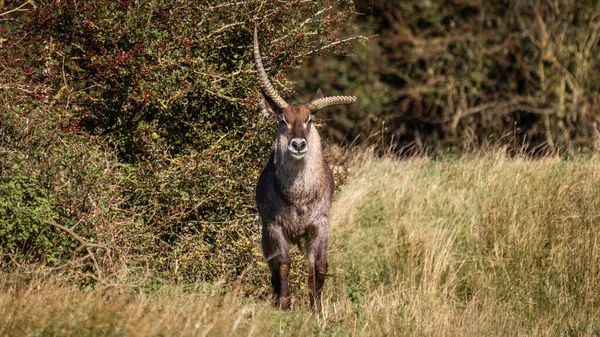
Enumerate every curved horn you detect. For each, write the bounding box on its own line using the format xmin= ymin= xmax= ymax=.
xmin=253 ymin=27 xmax=289 ymax=110
xmin=307 ymin=95 xmax=357 ymax=112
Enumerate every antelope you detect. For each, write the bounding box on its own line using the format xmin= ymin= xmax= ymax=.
xmin=253 ymin=28 xmax=356 ymax=311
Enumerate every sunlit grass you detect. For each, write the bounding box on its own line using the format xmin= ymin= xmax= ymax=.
xmin=2 ymin=152 xmax=600 ymax=336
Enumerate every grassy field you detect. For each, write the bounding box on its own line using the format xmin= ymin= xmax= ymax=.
xmin=2 ymin=152 xmax=600 ymax=336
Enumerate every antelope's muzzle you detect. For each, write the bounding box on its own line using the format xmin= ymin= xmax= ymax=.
xmin=289 ymin=138 xmax=307 ymax=159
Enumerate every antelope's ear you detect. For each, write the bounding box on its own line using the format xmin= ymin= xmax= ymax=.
xmin=259 ymin=91 xmax=283 ymax=120
xmin=314 ymin=88 xmax=324 ymax=100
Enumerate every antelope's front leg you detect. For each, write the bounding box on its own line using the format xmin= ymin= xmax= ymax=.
xmin=262 ymin=224 xmax=292 ymax=309
xmin=307 ymin=218 xmax=329 ymax=312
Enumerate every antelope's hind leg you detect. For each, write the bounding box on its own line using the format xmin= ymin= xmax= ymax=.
xmin=262 ymin=224 xmax=292 ymax=309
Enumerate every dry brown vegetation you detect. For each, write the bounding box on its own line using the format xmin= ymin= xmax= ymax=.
xmin=2 ymin=152 xmax=599 ymax=336
xmin=298 ymin=0 xmax=600 ymax=155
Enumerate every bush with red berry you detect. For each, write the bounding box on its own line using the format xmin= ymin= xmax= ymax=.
xmin=0 ymin=0 xmax=354 ymax=290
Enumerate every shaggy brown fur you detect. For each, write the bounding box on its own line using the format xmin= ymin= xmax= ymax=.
xmin=256 ymin=96 xmax=334 ymax=310
xmin=253 ymin=27 xmax=356 ymax=311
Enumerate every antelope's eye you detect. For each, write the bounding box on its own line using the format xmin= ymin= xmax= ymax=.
xmin=279 ymin=120 xmax=287 ymax=127
xmin=307 ymin=116 xmax=312 ymax=125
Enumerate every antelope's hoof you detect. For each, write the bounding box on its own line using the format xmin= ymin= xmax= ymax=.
xmin=270 ymin=296 xmax=292 ymax=310
xmin=278 ymin=296 xmax=292 ymax=310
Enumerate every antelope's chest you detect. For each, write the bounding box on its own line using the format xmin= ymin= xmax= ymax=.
xmin=279 ymin=201 xmax=319 ymax=240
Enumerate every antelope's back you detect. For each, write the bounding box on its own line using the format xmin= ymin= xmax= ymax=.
xmin=255 ymin=151 xmax=278 ymax=223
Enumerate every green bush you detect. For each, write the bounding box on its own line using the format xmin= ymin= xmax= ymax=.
xmin=0 ymin=102 xmax=122 ymax=272
xmin=0 ymin=173 xmax=64 ymax=264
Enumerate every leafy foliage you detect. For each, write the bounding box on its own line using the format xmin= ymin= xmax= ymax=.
xmin=0 ymin=173 xmax=63 ymax=263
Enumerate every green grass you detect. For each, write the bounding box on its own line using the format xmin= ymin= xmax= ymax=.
xmin=2 ymin=152 xmax=600 ymax=336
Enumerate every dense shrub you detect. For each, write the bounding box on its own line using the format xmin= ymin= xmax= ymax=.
xmin=0 ymin=98 xmax=126 ymax=276
xmin=0 ymin=0 xmax=355 ymax=289
xmin=0 ymin=173 xmax=62 ymax=263
xmin=296 ymin=0 xmax=600 ymax=155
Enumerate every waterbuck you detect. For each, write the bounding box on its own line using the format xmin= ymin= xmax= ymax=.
xmin=253 ymin=28 xmax=356 ymax=311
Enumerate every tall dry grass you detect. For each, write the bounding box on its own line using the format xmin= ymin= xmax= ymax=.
xmin=327 ymin=151 xmax=600 ymax=336
xmin=1 ymin=152 xmax=600 ymax=336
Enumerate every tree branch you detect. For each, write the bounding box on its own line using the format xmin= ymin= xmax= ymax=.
xmin=296 ymin=34 xmax=375 ymax=58
xmin=0 ymin=0 xmax=32 ymax=17
xmin=44 ymin=220 xmax=111 ymax=278
xmin=44 ymin=220 xmax=109 ymax=251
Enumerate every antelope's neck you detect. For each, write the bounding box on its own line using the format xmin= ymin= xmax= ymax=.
xmin=274 ymin=133 xmax=324 ymax=204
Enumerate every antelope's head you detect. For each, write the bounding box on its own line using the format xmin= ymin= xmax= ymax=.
xmin=253 ymin=28 xmax=356 ymax=161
